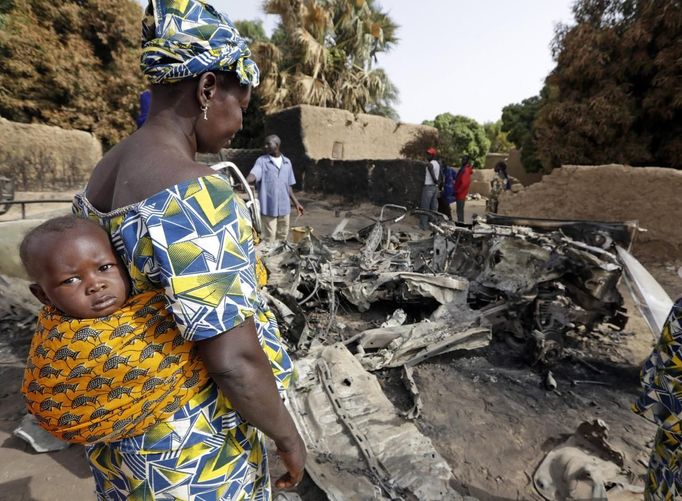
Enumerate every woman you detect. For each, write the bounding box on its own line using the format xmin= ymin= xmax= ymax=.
xmin=71 ymin=1 xmax=305 ymax=498
xmin=634 ymin=299 xmax=682 ymax=499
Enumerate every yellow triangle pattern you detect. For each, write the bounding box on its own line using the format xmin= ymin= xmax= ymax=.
xmin=190 ymin=180 xmax=232 ymax=227
xmin=168 ymin=241 xmax=203 ymax=275
xmin=198 ymin=434 xmax=242 ymax=482
xmin=171 ymin=272 xmax=235 ymax=308
xmin=182 ymin=179 xmax=202 ymax=200
xmin=154 ymin=465 xmax=192 ymax=486
xmin=164 ymin=197 xmax=183 ymax=218
xmin=177 ymin=440 xmax=216 ymax=468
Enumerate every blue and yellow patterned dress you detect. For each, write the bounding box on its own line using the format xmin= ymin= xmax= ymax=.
xmin=73 ymin=174 xmax=292 ymax=501
xmin=634 ymin=298 xmax=682 ymax=500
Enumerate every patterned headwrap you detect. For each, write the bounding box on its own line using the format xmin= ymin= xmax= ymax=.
xmin=140 ymin=0 xmax=259 ymax=86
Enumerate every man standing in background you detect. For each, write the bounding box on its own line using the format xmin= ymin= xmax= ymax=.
xmin=248 ymin=135 xmax=304 ymax=243
xmin=454 ymin=155 xmax=474 ymax=223
xmin=419 ymin=147 xmax=441 ymax=230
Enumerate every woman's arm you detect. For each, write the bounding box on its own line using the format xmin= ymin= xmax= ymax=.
xmin=196 ymin=317 xmax=306 ymax=488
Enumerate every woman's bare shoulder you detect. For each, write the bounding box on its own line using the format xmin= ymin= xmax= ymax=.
xmin=87 ymin=133 xmax=216 ymax=210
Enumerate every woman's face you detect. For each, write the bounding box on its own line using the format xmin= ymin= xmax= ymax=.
xmin=196 ymin=80 xmax=251 ymax=154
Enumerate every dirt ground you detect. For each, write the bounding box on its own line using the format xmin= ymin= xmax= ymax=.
xmin=0 ymin=191 xmax=676 ymax=500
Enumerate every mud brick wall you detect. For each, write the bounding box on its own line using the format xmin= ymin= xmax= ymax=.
xmin=264 ymin=106 xmax=310 ymax=189
xmin=499 ymin=164 xmax=682 ymax=250
xmin=266 ymin=104 xmax=436 ymax=162
xmin=0 ymin=117 xmax=102 ymax=190
xmin=485 ymin=150 xmax=545 ymax=187
xmin=469 ymin=169 xmax=496 ymax=197
xmin=262 ymin=104 xmax=440 ymax=204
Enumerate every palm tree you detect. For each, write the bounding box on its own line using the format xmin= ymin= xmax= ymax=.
xmin=253 ymin=0 xmax=399 ymax=117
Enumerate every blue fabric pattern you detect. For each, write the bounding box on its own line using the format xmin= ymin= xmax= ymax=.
xmin=141 ymin=0 xmax=259 ymax=86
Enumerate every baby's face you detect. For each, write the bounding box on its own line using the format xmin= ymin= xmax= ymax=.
xmin=32 ymin=225 xmax=130 ymax=318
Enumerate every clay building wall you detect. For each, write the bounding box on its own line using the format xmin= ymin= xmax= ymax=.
xmin=484 ymin=150 xmax=545 ymax=186
xmin=0 ymin=117 xmax=102 ymax=190
xmin=268 ymin=104 xmax=436 ymax=161
xmin=505 ymin=149 xmax=545 ymax=187
xmin=265 ymin=105 xmax=437 ymax=192
xmin=498 ymin=165 xmax=682 ymax=250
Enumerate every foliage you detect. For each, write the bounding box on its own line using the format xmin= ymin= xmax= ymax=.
xmin=534 ymin=0 xmax=682 ymax=169
xmin=501 ymin=96 xmax=545 ymax=172
xmin=0 ymin=0 xmax=145 ymax=148
xmin=250 ymin=0 xmax=400 ymax=118
xmin=483 ymin=120 xmax=515 ymax=154
xmin=423 ymin=113 xmax=490 ymax=168
xmin=234 ymin=20 xmax=269 ymax=44
xmin=399 ymin=128 xmax=439 ymax=161
xmin=364 ymin=68 xmax=400 ymax=120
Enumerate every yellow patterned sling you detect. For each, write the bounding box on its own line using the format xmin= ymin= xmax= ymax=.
xmin=22 ymin=290 xmax=209 ymax=444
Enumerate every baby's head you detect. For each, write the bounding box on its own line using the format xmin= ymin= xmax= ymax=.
xmin=20 ymin=216 xmax=130 ymax=318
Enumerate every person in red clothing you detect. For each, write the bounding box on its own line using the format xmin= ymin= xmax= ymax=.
xmin=454 ymin=155 xmax=474 ymax=223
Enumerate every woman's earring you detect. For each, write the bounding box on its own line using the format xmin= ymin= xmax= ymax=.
xmin=201 ymin=104 xmax=209 ymax=120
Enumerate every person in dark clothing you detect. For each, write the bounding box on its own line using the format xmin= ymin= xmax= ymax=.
xmin=494 ymin=161 xmax=512 ymax=190
xmin=437 ymin=161 xmax=456 ymax=220
xmin=487 ymin=160 xmax=512 ymax=213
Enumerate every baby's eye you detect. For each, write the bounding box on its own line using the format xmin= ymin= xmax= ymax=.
xmin=62 ymin=277 xmax=79 ymax=285
xmin=100 ymin=264 xmax=114 ymax=272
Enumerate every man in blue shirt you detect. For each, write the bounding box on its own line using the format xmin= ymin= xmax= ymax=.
xmin=247 ymin=135 xmax=304 ymax=243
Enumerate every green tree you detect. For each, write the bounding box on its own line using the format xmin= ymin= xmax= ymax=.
xmin=533 ymin=0 xmax=682 ymax=169
xmin=501 ymin=96 xmax=545 ymax=173
xmin=399 ymin=128 xmax=439 ymax=161
xmin=423 ymin=114 xmax=490 ymax=168
xmin=251 ymin=0 xmax=400 ymax=118
xmin=483 ymin=120 xmax=514 ymax=153
xmin=0 ymin=0 xmax=145 ymax=148
xmin=233 ymin=19 xmax=269 ymax=44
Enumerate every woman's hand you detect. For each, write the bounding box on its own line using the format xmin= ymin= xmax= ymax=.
xmin=275 ymin=433 xmax=307 ymax=488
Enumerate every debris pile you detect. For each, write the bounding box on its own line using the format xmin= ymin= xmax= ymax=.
xmin=260 ymin=207 xmax=642 ymax=499
xmin=289 ymin=344 xmax=467 ymax=500
xmin=264 ymin=208 xmax=637 ymax=367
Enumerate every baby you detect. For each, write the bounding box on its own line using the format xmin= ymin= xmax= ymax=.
xmin=20 ymin=216 xmax=130 ymax=318
xmin=20 ymin=215 xmax=208 ymax=444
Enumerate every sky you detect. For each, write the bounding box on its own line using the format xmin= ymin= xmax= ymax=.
xmin=143 ymin=1 xmax=576 ymax=125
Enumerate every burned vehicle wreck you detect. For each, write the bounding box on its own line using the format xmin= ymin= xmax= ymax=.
xmin=256 ymin=208 xmax=648 ymax=500
xmin=263 ymin=209 xmax=638 ymax=368
xmin=433 ymin=215 xmax=633 ymax=365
